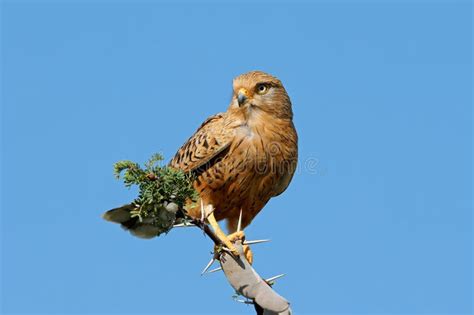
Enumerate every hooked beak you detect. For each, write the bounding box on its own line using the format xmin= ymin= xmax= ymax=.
xmin=237 ymin=88 xmax=249 ymax=107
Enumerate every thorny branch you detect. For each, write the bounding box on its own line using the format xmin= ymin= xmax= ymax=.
xmin=190 ymin=219 xmax=292 ymax=315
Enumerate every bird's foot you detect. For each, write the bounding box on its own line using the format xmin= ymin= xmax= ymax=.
xmin=212 ymin=232 xmax=252 ymax=264
xmin=227 ymin=230 xmax=253 ymax=264
xmin=208 ymin=223 xmax=241 ymax=257
xmin=201 ymin=204 xmax=252 ymax=262
xmin=202 ymin=204 xmax=240 ymax=257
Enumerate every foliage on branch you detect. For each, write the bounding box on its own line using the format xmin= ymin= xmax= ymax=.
xmin=113 ymin=153 xmax=198 ymax=235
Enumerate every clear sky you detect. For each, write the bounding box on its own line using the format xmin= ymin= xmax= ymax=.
xmin=1 ymin=1 xmax=472 ymax=314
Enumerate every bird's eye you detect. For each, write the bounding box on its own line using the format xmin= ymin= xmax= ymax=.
xmin=256 ymin=84 xmax=269 ymax=95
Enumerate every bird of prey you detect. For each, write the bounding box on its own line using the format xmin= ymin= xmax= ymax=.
xmin=105 ymin=71 xmax=298 ymax=261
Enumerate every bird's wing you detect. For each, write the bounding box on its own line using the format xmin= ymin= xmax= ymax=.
xmin=170 ymin=113 xmax=233 ymax=173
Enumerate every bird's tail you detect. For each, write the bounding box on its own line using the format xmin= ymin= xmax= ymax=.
xmin=102 ymin=204 xmax=161 ymax=239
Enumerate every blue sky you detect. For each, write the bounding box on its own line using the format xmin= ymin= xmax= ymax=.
xmin=1 ymin=1 xmax=472 ymax=314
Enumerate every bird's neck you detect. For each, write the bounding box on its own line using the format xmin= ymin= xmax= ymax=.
xmin=228 ymin=106 xmax=294 ymax=140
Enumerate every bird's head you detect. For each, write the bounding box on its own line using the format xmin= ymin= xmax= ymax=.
xmin=230 ymin=71 xmax=293 ymax=120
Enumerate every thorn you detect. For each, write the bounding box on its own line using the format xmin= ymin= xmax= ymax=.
xmin=221 ymin=247 xmax=234 ymax=254
xmin=173 ymin=223 xmax=196 ymax=228
xmin=237 ymin=209 xmax=243 ymax=232
xmin=243 ymin=239 xmax=271 ymax=245
xmin=200 ymin=199 xmax=205 ymax=222
xmin=265 ymin=274 xmax=286 ymax=283
xmin=201 ymin=258 xmax=216 ymax=275
xmin=207 ymin=267 xmax=222 ymax=273
xmin=220 ymin=247 xmax=239 ymax=258
xmin=234 ymin=297 xmax=254 ymax=305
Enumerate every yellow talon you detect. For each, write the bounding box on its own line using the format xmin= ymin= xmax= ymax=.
xmin=205 ymin=207 xmax=254 ymax=264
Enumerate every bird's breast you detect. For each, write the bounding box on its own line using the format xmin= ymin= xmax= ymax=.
xmin=192 ymin=116 xmax=297 ymax=223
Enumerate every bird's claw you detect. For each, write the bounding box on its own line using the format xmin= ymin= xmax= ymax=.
xmin=221 ymin=230 xmax=254 ymax=264
xmin=214 ymin=242 xmax=240 ymax=258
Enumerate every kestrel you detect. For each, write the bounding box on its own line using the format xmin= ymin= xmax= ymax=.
xmin=105 ymin=71 xmax=298 ymax=260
